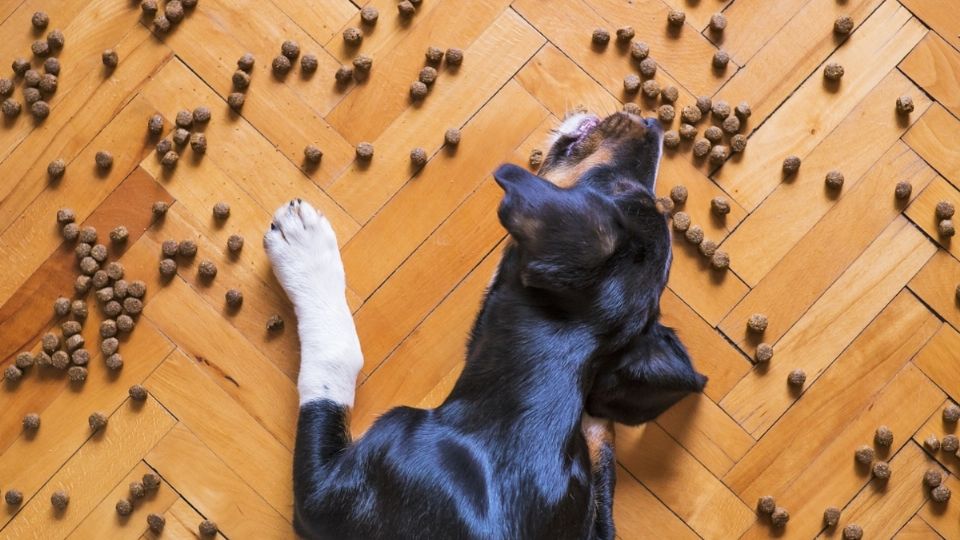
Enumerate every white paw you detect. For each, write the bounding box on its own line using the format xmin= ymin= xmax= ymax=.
xmin=264 ymin=199 xmax=343 ymax=308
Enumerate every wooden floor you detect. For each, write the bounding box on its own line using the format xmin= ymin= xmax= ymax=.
xmin=1 ymin=0 xmax=959 ymax=538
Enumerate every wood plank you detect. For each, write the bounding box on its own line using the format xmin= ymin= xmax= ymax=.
xmin=900 ymin=33 xmax=960 ymax=119
xmin=144 ymin=498 xmax=208 ymax=540
xmin=144 ymin=423 xmax=291 ymax=537
xmin=271 ymin=0 xmax=355 ymax=46
xmin=918 ymin=467 xmax=960 ymax=539
xmin=514 ymin=44 xmax=621 ymax=120
xmin=720 ymin=220 xmax=937 ymax=436
xmin=900 ymin=0 xmax=960 ymax=53
xmin=737 ymin=363 xmax=944 ymax=539
xmin=894 ymin=516 xmax=943 ymax=539
xmin=616 ymin=422 xmax=754 ymax=539
xmin=326 ymin=8 xmax=545 ymax=222
xmin=821 ymin=442 xmax=941 ymax=539
xmin=904 ymin=104 xmax=960 ymax=189
xmin=911 ymin=399 xmax=960 ymax=476
xmin=340 ymin=80 xmax=547 ymax=299
xmin=662 ymin=0 xmax=733 ymax=34
xmin=1 ymin=396 xmax=176 ymax=538
xmin=724 ymin=292 xmax=940 ymax=499
xmin=913 ymin=325 xmax=960 ymax=404
xmin=720 ymin=141 xmax=936 ymax=349
xmin=655 ymin=393 xmax=755 ymax=477
xmin=666 ymin=226 xmax=749 ymax=327
xmin=69 ymin=462 xmax=180 ymax=540
xmin=612 ymin=465 xmax=698 ymax=540
xmin=146 ymin=349 xmax=293 ymax=520
xmin=904 ymin=175 xmax=960 ymax=258
xmin=713 ymin=2 xmax=927 ymax=210
xmin=909 ymin=250 xmax=960 ymax=333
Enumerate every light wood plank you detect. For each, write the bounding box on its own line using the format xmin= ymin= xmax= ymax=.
xmin=900 ymin=32 xmax=960 ymax=119
xmin=909 ymin=250 xmax=960 ymax=333
xmin=904 ymin=174 xmax=960 ymax=258
xmin=904 ymin=104 xmax=960 ymax=189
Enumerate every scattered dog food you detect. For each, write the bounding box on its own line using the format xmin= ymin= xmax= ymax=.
xmin=425 ymin=46 xmax=444 ymax=64
xmin=623 ymin=103 xmax=641 ymax=115
xmin=156 ymin=139 xmax=173 ymax=157
xmin=227 ymin=92 xmax=245 ymax=111
xmin=943 ymin=434 xmax=959 ymax=453
xmin=823 ymin=506 xmax=841 ymax=527
xmin=397 ymin=1 xmax=416 ymax=18
xmin=353 ymin=55 xmax=373 ymax=75
xmin=527 ymin=149 xmax=542 ymax=169
xmin=212 ymin=201 xmax=230 ymax=220
xmin=162 ymin=240 xmax=179 ymax=258
xmin=712 ymin=50 xmax=730 ymax=70
xmin=281 ymin=40 xmax=300 ymax=60
xmin=5 ymin=490 xmax=23 ymax=506
xmin=730 ymin=134 xmax=747 ymax=153
xmin=165 ymin=0 xmax=184 ymax=22
xmin=641 ymin=79 xmax=660 ymax=99
xmin=748 ymin=313 xmax=768 ymax=333
xmin=656 ymin=197 xmax=675 ymax=215
xmin=623 ymin=74 xmax=640 ymax=94
xmin=360 ymin=5 xmax=379 ymax=25
xmin=123 ymin=297 xmax=143 ymax=315
xmin=51 ymin=490 xmax=69 ymax=510
xmin=160 ymin=150 xmax=179 ymax=169
xmin=143 ymin=472 xmax=161 ymax=490
xmin=894 ymin=181 xmax=912 ymax=200
xmin=924 ymin=435 xmax=941 ymax=452
xmin=661 ymin=86 xmax=679 ymax=104
xmin=824 ymin=63 xmax=844 ymax=81
xmin=51 ymin=350 xmax=69 ymax=370
xmin=667 ymin=9 xmax=685 ymax=27
xmin=236 ymin=53 xmax=255 ymax=73
xmin=630 ymin=41 xmax=650 ymax=61
xmin=300 ymin=54 xmax=319 ymax=74
xmin=616 ymin=26 xmax=635 ymax=43
xmin=106 ymin=261 xmax=124 ymax=281
xmin=591 ymin=28 xmax=610 ymax=46
xmin=693 ymin=138 xmax=711 ymax=158
xmin=110 ymin=226 xmax=128 ymax=244
xmin=825 ymin=170 xmax=844 ymax=190
xmin=711 ymin=100 xmax=731 ymax=119
xmin=24 ymin=86 xmax=41 ymax=104
xmin=4 ymin=364 xmax=23 ymax=381
xmin=32 ymin=11 xmax=49 ymax=30
xmin=638 ymin=58 xmax=657 ymax=78
xmin=445 ymin=48 xmax=464 ymax=67
xmin=95 ymin=151 xmax=113 ymax=171
xmin=272 ymin=55 xmax=292 ymax=76
xmin=710 ymin=251 xmax=730 ymax=270
xmin=117 ymin=314 xmax=135 ymax=333
xmin=669 ymin=185 xmax=688 ymax=205
xmin=709 ymin=145 xmax=729 ymax=165
xmin=896 ymin=95 xmax=914 ymax=114
xmin=159 ymin=258 xmax=177 ymax=277
xmin=704 ymin=126 xmax=723 ymax=143
xmin=39 ymin=73 xmax=57 ymax=95
xmin=874 ymin=425 xmax=893 ymax=447
xmin=227 ymin=234 xmax=244 ymax=252
xmin=944 ymin=404 xmax=960 ymax=423
xmin=190 ymin=132 xmax=207 ymax=154
xmin=788 ymin=369 xmax=806 ymax=387
xmin=356 ymin=142 xmax=375 ymax=160
xmin=343 ymin=27 xmax=362 ymax=46
xmin=938 ymin=220 xmax=955 ymax=237
xmin=680 ymin=106 xmax=701 ymax=124
xmin=698 ymin=239 xmax=718 ymax=258
xmin=226 ymin=288 xmax=243 ymax=308
xmin=721 ymin=116 xmax=740 ymax=134
xmin=684 ymin=224 xmax=704 ymax=245
xmin=194 ymin=106 xmax=211 ymax=124
xmin=31 ymin=39 xmax=50 ymax=57
xmin=658 ymin=104 xmax=675 ymax=123
xmin=31 ymin=100 xmax=50 ymax=120
xmin=663 ymin=130 xmax=680 ymax=149
xmin=197 ymin=260 xmax=217 ymax=279
xmin=116 ymin=498 xmax=133 ymax=516
xmin=101 ymin=337 xmax=119 ymax=357
xmin=42 ymin=332 xmax=60 ymax=353
xmin=419 ymin=66 xmax=438 ymax=85
xmin=444 ymin=128 xmax=461 ymax=146
xmin=44 ymin=57 xmax=61 ymax=75
xmin=173 ymin=128 xmax=190 ymax=146
xmin=267 ymin=314 xmax=284 ymax=331
xmin=152 ymin=201 xmax=170 ymax=218
xmin=22 ymin=413 xmax=40 ymax=431
xmin=55 ymin=296 xmax=71 ymax=317
xmin=63 ymin=223 xmax=79 ymax=241
xmin=834 ymin=15 xmax=855 ymax=35
xmin=104 ymin=300 xmax=122 ymax=318
xmin=232 ymin=69 xmax=251 ymax=91
xmin=931 ymin=484 xmax=951 ymax=503
xmin=179 ymin=239 xmax=197 ymax=257
xmin=88 ymin=412 xmax=108 ymax=432
xmin=672 ymin=212 xmax=691 ymax=232
xmin=129 ymin=481 xmax=146 ymax=499
xmin=924 ymin=468 xmax=943 ymax=487
xmin=842 ymin=524 xmax=863 ymax=540
xmin=71 ymin=299 xmax=89 ymax=320
xmin=147 ymin=513 xmax=166 ymax=532
xmin=90 ymin=244 xmax=108 ymax=263
xmin=102 ymin=49 xmax=118 ymax=68
xmin=872 ymin=460 xmax=891 ymax=480
xmin=0 ymin=78 xmax=11 ymax=97
xmin=100 ymin=319 xmax=117 ymax=338
xmin=129 ymin=384 xmax=148 ymax=401
xmin=410 ymin=81 xmax=428 ymax=100
xmin=711 ymin=197 xmax=731 ymax=216
xmin=709 ymin=13 xmax=727 ymax=33
xmin=936 ymin=201 xmax=955 ymax=220
xmin=199 ymin=520 xmax=219 ymax=536
xmin=782 ymin=155 xmax=801 ymax=175
xmin=2 ymin=98 xmax=22 ymax=117
xmin=757 ymin=495 xmax=776 ymax=514
xmin=755 ymin=343 xmax=774 ymax=363
xmin=770 ymin=507 xmax=789 ymax=528
xmin=104 ymin=352 xmax=121 ymax=369
xmin=153 ymin=14 xmax=171 ymax=34
xmin=15 ymin=352 xmax=34 ymax=369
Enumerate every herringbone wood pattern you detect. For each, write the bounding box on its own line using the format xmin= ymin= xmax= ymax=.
xmin=1 ymin=0 xmax=959 ymax=538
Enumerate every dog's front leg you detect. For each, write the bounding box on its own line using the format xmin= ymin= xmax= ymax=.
xmin=265 ymin=200 xmax=364 ymax=536
xmin=582 ymin=415 xmax=616 ymax=540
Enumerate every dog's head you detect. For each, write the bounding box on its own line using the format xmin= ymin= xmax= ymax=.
xmin=494 ymin=111 xmax=706 ymax=425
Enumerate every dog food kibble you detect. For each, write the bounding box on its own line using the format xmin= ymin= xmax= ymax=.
xmin=16 ymin=351 xmax=35 ymax=369
xmin=193 ymin=106 xmax=211 ymax=124
xmin=924 ymin=435 xmax=941 ymax=452
xmin=123 ymin=297 xmax=143 ymax=315
xmin=152 ymin=13 xmax=171 ymax=34
xmin=704 ymin=126 xmax=723 ymax=143
xmin=41 ymin=332 xmax=60 ymax=353
xmin=623 ymin=102 xmax=641 ymax=115
xmin=638 ymin=57 xmax=657 ymax=78
xmin=46 ymin=29 xmax=64 ymax=49
xmin=445 ymin=48 xmax=464 ymax=67
xmin=54 ymin=296 xmax=72 ymax=317
xmin=747 ymin=313 xmax=768 ymax=333
xmin=623 ymin=74 xmax=641 ymax=94
xmin=693 ymin=138 xmax=711 ymax=158
xmin=425 ymin=46 xmax=444 ymax=65
xmin=32 ymin=10 xmax=49 ymax=30
xmin=896 ymin=95 xmax=914 ymax=114
xmin=44 ymin=57 xmax=60 ymax=75
xmin=443 ymin=129 xmax=462 ymax=148
xmin=147 ymin=114 xmax=164 ymax=136
xmin=711 ymin=197 xmax=731 ymax=216
xmin=101 ymin=319 xmax=117 ymax=338
xmin=722 ymin=115 xmax=741 ymax=134
xmin=101 ymin=337 xmax=119 ymax=357
xmin=711 ymin=101 xmax=731 ymax=120
xmin=656 ymin=197 xmax=675 ymax=215
xmin=152 ymin=201 xmax=170 ymax=220
xmin=641 ymin=79 xmax=660 ymax=99
xmin=939 ymin=220 xmax=956 ymax=237
xmin=117 ymin=314 xmax=135 ymax=333
xmin=943 ymin=434 xmax=960 ymax=453
xmin=160 ymin=150 xmax=179 ymax=169
xmin=159 ymin=258 xmax=177 ymax=277
xmin=80 ymin=256 xmax=99 ymax=276
xmin=190 ymin=132 xmax=207 ymax=154
xmin=225 ymin=288 xmax=244 ymax=308
xmin=39 ymin=73 xmax=57 ymax=95
xmin=267 ymin=314 xmax=284 ymax=331
xmin=755 ymin=343 xmax=774 ymax=363
xmin=227 ymin=92 xmax=245 ymax=111
xmin=155 ymin=138 xmax=173 ymax=158
xmin=22 ymin=412 xmax=41 ymax=431
xmin=104 ymin=300 xmax=122 ymax=318
xmin=90 ymin=243 xmax=108 ymax=263
xmin=680 ymin=123 xmax=697 ymax=140
xmin=711 ymin=251 xmax=730 ymax=270
xmin=924 ymin=468 xmax=943 ymax=487
xmin=281 ymin=40 xmax=300 ymax=60
xmin=51 ymin=350 xmax=69 ymax=370
xmin=72 ymin=348 xmax=90 ymax=366
xmin=672 ymin=212 xmax=691 ymax=232
xmin=162 ymin=240 xmax=179 ymax=258
xmin=88 ymin=412 xmax=108 ymax=432
xmin=397 ymin=0 xmax=416 ymax=17
xmin=2 ymin=98 xmax=21 ymax=117
xmin=770 ymin=507 xmax=789 ymax=528
xmin=410 ymin=81 xmax=428 ymax=100
xmin=355 ymin=142 xmax=375 ymax=161
xmin=165 ymin=0 xmax=184 ymax=22
xmin=669 ymin=185 xmax=688 ymax=205
xmin=823 ymin=506 xmax=841 ymax=527
xmin=173 ymin=127 xmax=190 ymax=146
xmin=199 ymin=520 xmax=219 ymax=536
xmin=95 ymin=151 xmax=114 ymax=171
xmin=31 ymin=100 xmax=50 ymax=120
xmin=343 ymin=27 xmax=362 ymax=45
xmin=698 ymin=239 xmax=718 ymax=258
xmin=5 ymin=364 xmax=24 ymax=381
xmin=709 ymin=12 xmax=727 ymax=33
xmin=663 ymin=131 xmax=680 ymax=149
xmin=680 ymin=105 xmax=701 ymax=124
xmin=129 ymin=384 xmax=148 ymax=401
xmin=198 ymin=260 xmax=217 ymax=279
xmin=116 ymin=499 xmax=133 ymax=516
xmin=24 ymin=86 xmax=41 ymax=105
xmin=106 ymin=261 xmax=124 ymax=281
xmin=212 ymin=201 xmax=230 ymax=220
xmin=944 ymin=404 xmax=960 ymax=423
xmin=616 ymin=26 xmax=635 ymax=43
xmin=893 ymin=181 xmax=912 ymax=200
xmin=32 ymin=39 xmax=50 ymax=58
xmin=824 ymin=63 xmax=844 ymax=81
xmin=757 ymin=495 xmax=776 ymax=514
xmin=932 ymin=484 xmax=952 ymax=503
xmin=661 ymin=86 xmax=679 ymax=104
xmin=351 ymin=56 xmax=371 ymax=79
xmin=232 ymin=69 xmax=251 ymax=91
xmin=712 ymin=50 xmax=730 ymax=70
xmin=361 ymin=5 xmax=379 ymax=24
xmin=667 ymin=9 xmax=686 ymax=26
xmin=62 ymin=319 xmax=81 ymax=337
xmin=872 ymin=460 xmax=891 ymax=480
xmin=630 ymin=41 xmax=650 ymax=62
xmin=709 ymin=145 xmax=729 ymax=165
xmin=272 ymin=55 xmax=292 ymax=76
xmin=236 ymin=53 xmax=255 ymax=73
xmin=936 ymin=201 xmax=955 ymax=220
xmin=129 ymin=481 xmax=146 ymax=499
xmin=104 ymin=352 xmax=121 ymax=369
xmin=788 ymin=369 xmax=806 ymax=387
xmin=57 ymin=207 xmax=77 ymax=225
xmin=684 ymin=225 xmax=704 ymax=245
xmin=658 ymin=105 xmax=675 ymax=123
xmin=874 ymin=425 xmax=894 ymax=447
xmin=781 ymin=156 xmax=801 ymax=176
xmin=825 ymin=170 xmax=844 ymax=190
xmin=63 ymin=223 xmax=79 ymax=241
xmin=102 ymin=49 xmax=119 ymax=68
xmin=418 ymin=66 xmax=438 ymax=86
xmin=143 ymin=472 xmax=161 ymax=490
xmin=834 ymin=15 xmax=855 ymax=35
xmin=148 ymin=513 xmax=166 ymax=533
xmin=13 ymin=57 xmax=31 ymax=76
xmin=226 ymin=234 xmax=244 ymax=253
xmin=110 ymin=226 xmax=128 ymax=244
xmin=51 ymin=490 xmax=69 ymax=510
xmin=730 ymin=134 xmax=748 ymax=153
xmin=591 ymin=28 xmax=610 ymax=46
xmin=75 ymin=274 xmax=91 ymax=294
xmin=0 ymin=78 xmax=11 ymax=97
xmin=843 ymin=524 xmax=864 ymax=540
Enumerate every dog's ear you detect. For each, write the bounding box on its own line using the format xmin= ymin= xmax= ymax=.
xmin=493 ymin=163 xmax=557 ymax=244
xmin=587 ymin=323 xmax=707 ymax=425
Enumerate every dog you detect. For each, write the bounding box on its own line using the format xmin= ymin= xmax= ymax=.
xmin=264 ymin=111 xmax=707 ymax=540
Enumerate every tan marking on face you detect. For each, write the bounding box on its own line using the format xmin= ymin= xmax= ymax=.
xmin=540 ymin=146 xmax=614 ymax=188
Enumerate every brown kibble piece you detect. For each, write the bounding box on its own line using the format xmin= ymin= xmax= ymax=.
xmin=110 ymin=226 xmax=128 ymax=244
xmin=658 ymin=104 xmax=675 ymax=123
xmin=661 ymin=86 xmax=679 ymax=104
xmin=22 ymin=413 xmax=40 ymax=431
xmin=129 ymin=481 xmax=146 ymax=499
xmin=757 ymin=495 xmax=776 ymax=514
xmin=101 ymin=337 xmax=119 ymax=357
xmin=88 ymin=411 xmax=108 ymax=431
xmin=445 ymin=48 xmax=463 ymax=67
xmin=360 ymin=6 xmax=379 ymax=25
xmin=721 ymin=115 xmax=740 ymax=134
xmin=179 ymin=239 xmax=197 ymax=257
xmin=755 ymin=343 xmax=773 ymax=363
xmin=730 ymin=134 xmax=748 ymax=153
xmin=161 ymin=150 xmax=179 ymax=169
xmin=932 ymin=484 xmax=951 ymax=503
xmin=159 ymin=258 xmax=177 ymax=277
xmin=410 ymin=147 xmax=428 ymax=168
xmin=410 ymin=81 xmax=428 ymax=101
xmin=704 ymin=126 xmax=722 ymax=143
xmin=936 ymin=201 xmax=955 ymax=219
xmin=228 ymin=92 xmax=245 ymax=111
xmin=834 ymin=15 xmax=854 ymax=35
xmin=117 ymin=314 xmax=135 ymax=333
xmin=896 ymin=95 xmax=914 ymax=114
xmin=770 ymin=507 xmax=789 ymax=528
xmin=5 ymin=365 xmax=23 ymax=382
xmin=47 ymin=29 xmax=65 ymax=50
xmin=71 ymin=299 xmax=88 ymax=319
xmin=165 ymin=0 xmax=184 ymax=22
xmin=343 ymin=27 xmax=362 ymax=45
xmin=711 ymin=100 xmax=731 ymax=119
xmin=227 ymin=234 xmax=244 ymax=253
xmin=667 ymin=9 xmax=685 ymax=27
xmin=425 ymin=46 xmax=444 ymax=64
xmin=698 ymin=239 xmax=718 ymax=258
xmin=32 ymin=11 xmax=49 ymax=30
xmin=173 ymin=128 xmax=190 ymax=146
xmin=943 ymin=434 xmax=960 ymax=453
xmin=638 ymin=57 xmax=657 ymax=78
xmin=226 ymin=288 xmax=243 ymax=308
xmin=51 ymin=490 xmax=69 ymax=510
xmin=939 ymin=219 xmax=955 ymax=238
xmin=944 ymin=403 xmax=960 ymax=423
xmin=684 ymin=225 xmax=704 ymax=245
xmin=924 ymin=435 xmax=940 ymax=452
xmin=63 ymin=223 xmax=79 ymax=241
xmin=823 ymin=506 xmax=841 ymax=527
xmin=444 ymin=128 xmax=461 ymax=147
xmin=747 ymin=313 xmax=768 ymax=333
xmin=672 ymin=212 xmax=691 ymax=232
xmin=680 ymin=106 xmax=701 ymax=124
xmin=787 ymin=369 xmax=806 ymax=387
xmin=623 ymin=74 xmax=640 ymax=94
xmin=213 ymin=201 xmax=230 ymax=220
xmin=16 ymin=351 xmax=34 ymax=369
xmin=147 ymin=513 xmax=166 ymax=533
xmin=894 ymin=181 xmax=912 ymax=200
xmin=418 ymin=66 xmax=438 ymax=86
xmin=397 ymin=1 xmax=415 ymax=18
xmin=825 ymin=170 xmax=844 ymax=190
xmin=656 ymin=197 xmax=674 ymax=215
xmin=872 ymin=460 xmax=891 ymax=480
xmin=152 ymin=14 xmax=171 ymax=34
xmin=193 ymin=106 xmax=211 ymax=124
xmin=301 ymin=54 xmax=318 ymax=74
xmin=143 ymin=472 xmax=161 ymax=490
xmin=0 ymin=78 xmax=11 ymax=97
xmin=199 ymin=520 xmax=219 ymax=536
xmin=232 ymin=69 xmax=251 ymax=90
xmin=54 ymin=296 xmax=71 ymax=317
xmin=2 ymin=98 xmax=22 ymax=118
xmin=843 ymin=524 xmax=863 ymax=540
xmin=783 ymin=155 xmax=801 ymax=175
xmin=356 ymin=142 xmax=374 ymax=160
xmin=924 ymin=468 xmax=943 ymax=487
xmin=198 ymin=259 xmax=217 ymax=279
xmin=630 ymin=41 xmax=649 ymax=61
xmin=616 ymin=27 xmax=634 ymax=43
xmin=710 ymin=251 xmax=730 ymax=271
xmin=712 ymin=50 xmax=730 ymax=70
xmin=129 ymin=384 xmax=148 ymax=401
xmin=711 ymin=197 xmax=731 ymax=216
xmin=709 ymin=145 xmax=729 ymax=165
xmin=669 ymin=185 xmax=688 ymax=205
xmin=116 ymin=499 xmax=133 ymax=516
xmin=623 ymin=103 xmax=641 ymax=115
xmin=663 ymin=131 xmax=680 ymax=149
xmin=709 ymin=13 xmax=727 ymax=33
xmin=267 ymin=314 xmax=284 ymax=331
xmin=102 ymin=49 xmax=119 ymax=68
xmin=272 ymin=55 xmax=292 ymax=76
xmin=528 ymin=149 xmax=543 ymax=169
xmin=875 ymin=425 xmax=893 ymax=447
xmin=190 ymin=133 xmax=207 ymax=154
xmin=692 ymin=138 xmax=711 ymax=158
xmin=641 ymin=79 xmax=660 ymax=99
xmin=32 ymin=40 xmax=50 ymax=57
xmin=31 ymin=100 xmax=50 ymax=121
xmin=281 ymin=40 xmax=300 ymax=60
xmin=824 ymin=63 xmax=844 ymax=81
xmin=237 ymin=53 xmax=255 ymax=72
xmin=95 ymin=151 xmax=113 ymax=171
xmin=591 ymin=28 xmax=610 ymax=46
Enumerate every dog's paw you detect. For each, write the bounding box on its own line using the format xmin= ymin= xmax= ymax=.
xmin=264 ymin=199 xmax=343 ymax=307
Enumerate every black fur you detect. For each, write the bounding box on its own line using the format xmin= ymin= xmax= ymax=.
xmin=292 ymin=113 xmax=706 ymax=539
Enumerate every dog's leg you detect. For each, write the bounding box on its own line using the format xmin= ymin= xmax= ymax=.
xmin=582 ymin=415 xmax=616 ymax=540
xmin=265 ymin=200 xmax=364 ymax=534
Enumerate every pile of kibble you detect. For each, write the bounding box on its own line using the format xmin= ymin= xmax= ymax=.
xmin=1 ymin=12 xmax=66 ymax=123
xmin=148 ymin=105 xmax=210 ymax=172
xmin=142 ymin=0 xmax=200 ymax=36
xmin=660 ymin=184 xmax=733 ymax=273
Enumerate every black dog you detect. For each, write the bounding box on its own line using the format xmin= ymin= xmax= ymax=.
xmin=264 ymin=112 xmax=707 ymax=540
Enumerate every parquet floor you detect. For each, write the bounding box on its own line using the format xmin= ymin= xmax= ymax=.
xmin=1 ymin=0 xmax=959 ymax=538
